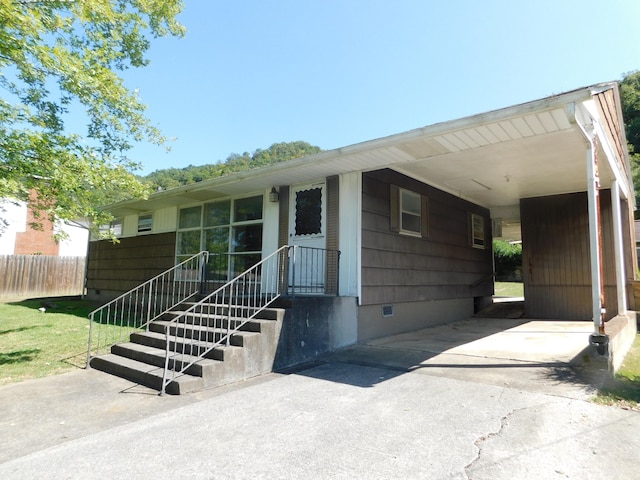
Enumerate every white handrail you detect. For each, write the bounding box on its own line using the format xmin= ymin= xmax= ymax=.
xmin=160 ymin=246 xmax=289 ymax=394
xmin=86 ymin=251 xmax=209 ymax=367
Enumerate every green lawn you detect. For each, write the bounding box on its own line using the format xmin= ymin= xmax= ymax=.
xmin=595 ymin=334 xmax=640 ymax=410
xmin=0 ymin=297 xmax=101 ymax=386
xmin=494 ymin=281 xmax=524 ymax=297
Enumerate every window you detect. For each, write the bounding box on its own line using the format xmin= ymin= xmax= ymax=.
xmin=177 ymin=195 xmax=264 ymax=280
xmin=471 ymin=213 xmax=486 ymax=249
xmin=99 ymin=218 xmax=123 ymax=237
xmin=179 ymin=206 xmax=202 ymax=229
xmin=138 ymin=213 xmax=153 ymax=233
xmin=390 ymin=185 xmax=429 ymax=237
xmin=295 ymin=187 xmax=322 ymax=236
xmin=400 ymin=189 xmax=422 ymax=236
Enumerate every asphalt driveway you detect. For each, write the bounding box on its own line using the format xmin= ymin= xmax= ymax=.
xmin=1 ymin=316 xmax=638 ymax=479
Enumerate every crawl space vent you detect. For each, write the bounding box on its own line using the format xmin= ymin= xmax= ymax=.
xmin=382 ymin=305 xmax=394 ymax=318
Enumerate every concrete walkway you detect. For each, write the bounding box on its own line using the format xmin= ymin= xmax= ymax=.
xmin=1 ymin=316 xmax=638 ymax=479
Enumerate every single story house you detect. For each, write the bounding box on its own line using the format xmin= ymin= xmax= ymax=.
xmin=87 ymin=82 xmax=637 ymax=387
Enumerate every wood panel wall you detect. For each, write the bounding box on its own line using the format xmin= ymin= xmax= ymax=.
xmin=361 ymin=170 xmax=493 ymax=306
xmin=521 ymin=191 xmax=622 ymax=320
xmin=86 ymin=232 xmax=176 ymax=299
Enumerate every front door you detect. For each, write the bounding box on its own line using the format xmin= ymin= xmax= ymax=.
xmin=289 ymin=181 xmax=326 ymax=292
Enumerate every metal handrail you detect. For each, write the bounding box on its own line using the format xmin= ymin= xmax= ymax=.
xmin=86 ymin=251 xmax=209 ymax=367
xmin=287 ymin=245 xmax=340 ymax=297
xmin=160 ymin=245 xmax=289 ymax=394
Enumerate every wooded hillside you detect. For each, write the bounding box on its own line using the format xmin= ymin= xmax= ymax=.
xmin=143 ymin=141 xmax=321 ymax=191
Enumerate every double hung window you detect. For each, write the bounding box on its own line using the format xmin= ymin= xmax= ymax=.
xmin=390 ymin=185 xmax=429 ymax=238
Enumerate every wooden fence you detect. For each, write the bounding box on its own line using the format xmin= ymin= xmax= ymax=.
xmin=0 ymin=255 xmax=86 ymax=300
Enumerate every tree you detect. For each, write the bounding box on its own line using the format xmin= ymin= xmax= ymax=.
xmin=619 ymin=70 xmax=640 ymax=215
xmin=0 ymin=0 xmax=185 ymax=236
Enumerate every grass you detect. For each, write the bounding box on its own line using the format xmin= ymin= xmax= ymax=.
xmin=0 ymin=297 xmax=102 ymax=386
xmin=494 ymin=281 xmax=524 ymax=298
xmin=594 ymin=334 xmax=640 ymax=410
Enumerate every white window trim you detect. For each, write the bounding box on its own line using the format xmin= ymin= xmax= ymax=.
xmin=471 ymin=213 xmax=486 ymax=249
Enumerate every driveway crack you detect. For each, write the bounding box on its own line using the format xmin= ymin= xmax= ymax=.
xmin=463 ymin=405 xmax=525 ymax=479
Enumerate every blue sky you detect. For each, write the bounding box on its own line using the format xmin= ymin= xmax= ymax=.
xmin=122 ymin=0 xmax=640 ymax=175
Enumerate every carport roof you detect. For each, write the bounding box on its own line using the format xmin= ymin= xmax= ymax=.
xmin=109 ymin=82 xmax=631 ymax=225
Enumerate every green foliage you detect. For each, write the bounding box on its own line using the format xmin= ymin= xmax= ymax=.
xmin=620 ymin=71 xmax=640 ymax=217
xmin=621 ymin=71 xmax=640 ymax=155
xmin=595 ymin=334 xmax=640 ymax=409
xmin=493 ymin=240 xmax=522 ymax=280
xmin=144 ymin=141 xmax=322 ymax=191
xmin=0 ymin=0 xmax=185 ymax=236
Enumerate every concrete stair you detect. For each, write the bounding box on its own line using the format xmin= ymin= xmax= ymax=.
xmin=90 ymin=301 xmax=284 ymax=395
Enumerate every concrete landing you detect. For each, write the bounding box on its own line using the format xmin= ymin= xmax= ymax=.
xmin=328 ymin=317 xmax=608 ymax=400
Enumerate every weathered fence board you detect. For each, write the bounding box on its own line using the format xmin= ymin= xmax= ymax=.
xmin=0 ymin=255 xmax=85 ymax=300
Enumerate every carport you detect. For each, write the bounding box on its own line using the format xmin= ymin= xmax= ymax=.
xmin=366 ymin=82 xmax=637 ymax=367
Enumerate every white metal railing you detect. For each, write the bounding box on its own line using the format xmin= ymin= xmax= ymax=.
xmin=160 ymin=246 xmax=290 ymax=394
xmin=86 ymin=251 xmax=209 ymax=367
xmin=286 ymin=246 xmax=340 ymax=297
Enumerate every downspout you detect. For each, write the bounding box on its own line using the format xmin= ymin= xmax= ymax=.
xmin=575 ymin=104 xmax=609 ymax=353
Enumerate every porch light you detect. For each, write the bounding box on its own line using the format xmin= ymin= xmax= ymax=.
xmin=269 ymin=187 xmax=279 ymax=202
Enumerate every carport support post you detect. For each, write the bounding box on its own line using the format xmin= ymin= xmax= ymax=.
xmin=611 ymin=180 xmax=628 ymax=313
xmin=585 ymin=135 xmax=606 ymax=336
xmin=577 ymin=104 xmax=610 ymax=356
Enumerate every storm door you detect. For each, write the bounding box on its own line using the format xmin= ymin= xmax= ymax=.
xmin=288 ymin=181 xmax=326 ymax=293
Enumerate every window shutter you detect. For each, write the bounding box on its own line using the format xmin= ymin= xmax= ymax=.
xmin=390 ymin=184 xmax=399 ymax=232
xmin=278 ymin=186 xmax=289 ymax=247
xmin=421 ymin=196 xmax=429 ymax=238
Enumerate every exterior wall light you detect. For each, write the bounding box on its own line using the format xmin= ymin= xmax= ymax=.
xmin=269 ymin=187 xmax=279 ymax=202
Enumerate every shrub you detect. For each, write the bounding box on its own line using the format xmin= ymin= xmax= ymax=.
xmin=493 ymin=240 xmax=522 ymax=281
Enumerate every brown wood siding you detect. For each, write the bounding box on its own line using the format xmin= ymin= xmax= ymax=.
xmin=278 ymin=185 xmax=290 ymax=247
xmin=361 ymin=169 xmax=493 ymax=305
xmin=86 ymin=232 xmax=176 ymax=296
xmin=521 ymin=191 xmax=619 ymax=320
xmin=325 ymin=175 xmax=339 ymax=294
xmin=594 ymin=89 xmax=627 ymax=174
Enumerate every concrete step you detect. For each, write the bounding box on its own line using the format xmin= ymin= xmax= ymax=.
xmin=161 ymin=312 xmax=277 ymax=333
xmin=90 ymin=353 xmax=203 ymax=395
xmin=130 ymin=330 xmax=245 ymax=355
xmin=91 ymin=298 xmax=284 ymax=394
xmin=148 ymin=321 xmax=263 ymax=347
xmin=111 ymin=342 xmax=222 ymax=377
xmin=170 ymin=303 xmax=284 ymax=321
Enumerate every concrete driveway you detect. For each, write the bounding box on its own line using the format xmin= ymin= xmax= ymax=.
xmin=329 ymin=316 xmax=603 ymax=399
xmin=1 ymin=315 xmax=638 ymax=479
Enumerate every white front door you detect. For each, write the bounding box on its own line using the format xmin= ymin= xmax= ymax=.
xmin=289 ymin=181 xmax=326 ymax=292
